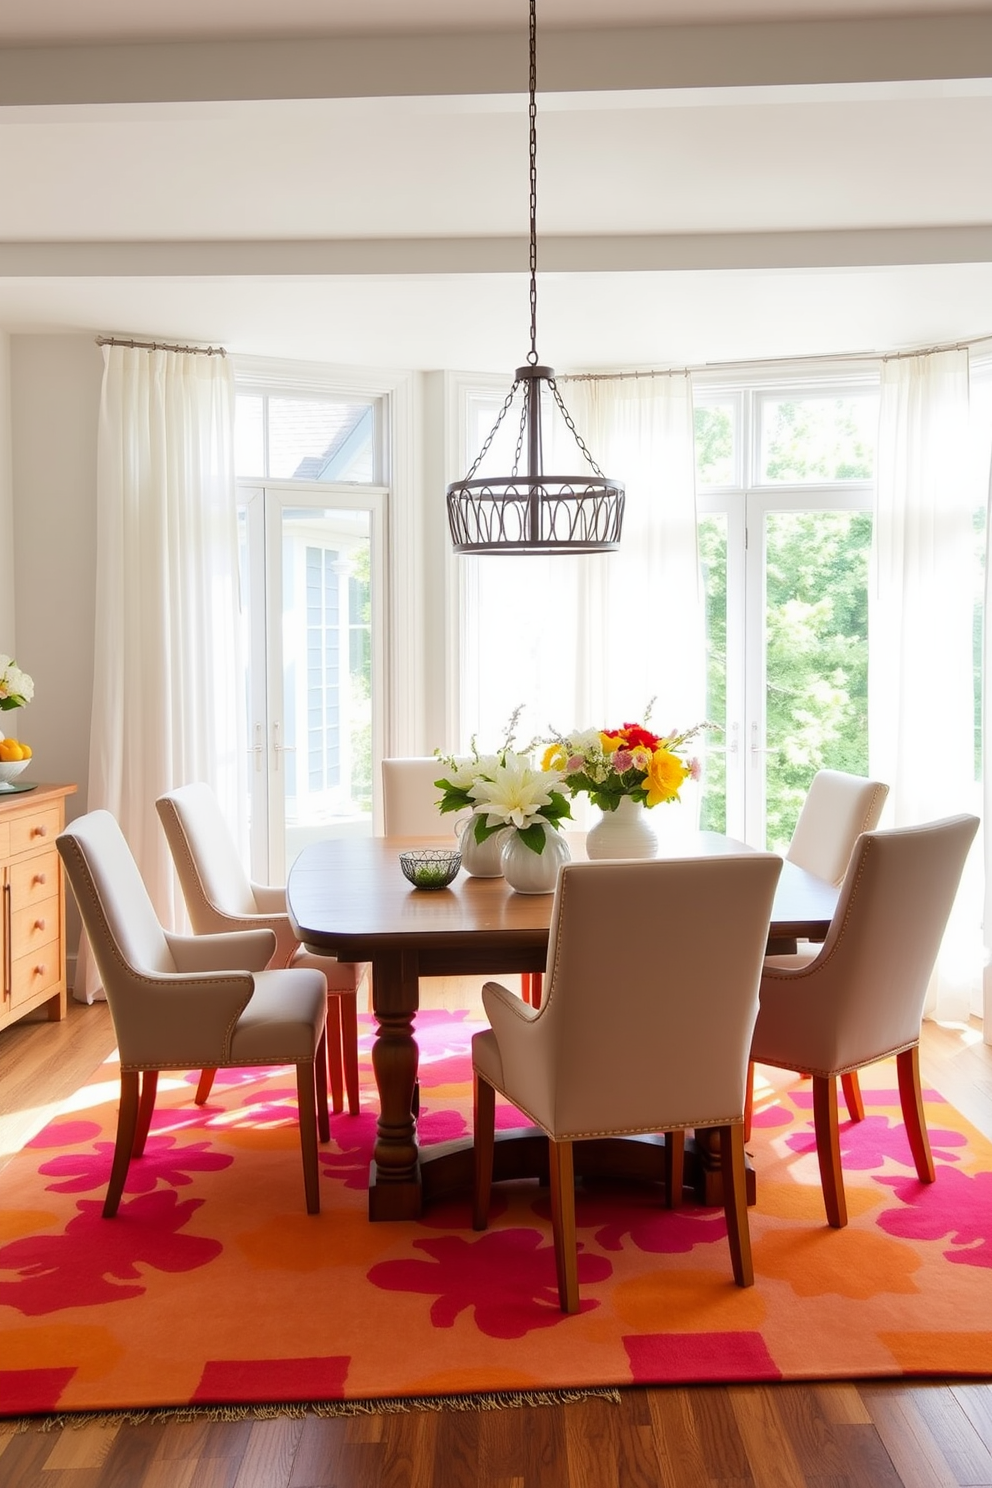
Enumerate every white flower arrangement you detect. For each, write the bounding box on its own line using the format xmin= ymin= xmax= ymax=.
xmin=434 ymin=706 xmax=573 ymax=854
xmin=0 ymin=655 xmax=34 ymax=712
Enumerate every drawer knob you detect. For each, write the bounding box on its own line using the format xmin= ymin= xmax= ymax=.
xmin=33 ymin=873 xmax=47 ymax=886
xmin=32 ymin=826 xmax=48 ymax=838
xmin=34 ymin=918 xmax=46 ymax=931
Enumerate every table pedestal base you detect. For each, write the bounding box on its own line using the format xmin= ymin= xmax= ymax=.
xmin=367 ymin=1127 xmax=756 ymax=1219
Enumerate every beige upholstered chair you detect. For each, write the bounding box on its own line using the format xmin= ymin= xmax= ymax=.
xmin=751 ymin=813 xmax=979 ymax=1229
xmin=57 ymin=810 xmax=329 ymax=1216
xmin=752 ymin=769 xmax=890 ymax=1129
xmin=381 ymin=757 xmax=449 ymax=837
xmin=473 ymin=853 xmax=783 ymax=1313
xmin=156 ymin=783 xmax=367 ymax=1116
xmin=786 ymin=770 xmax=890 ymax=887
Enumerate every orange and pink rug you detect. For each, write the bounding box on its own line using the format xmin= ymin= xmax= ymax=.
xmin=1 ymin=1009 xmax=990 ymax=1417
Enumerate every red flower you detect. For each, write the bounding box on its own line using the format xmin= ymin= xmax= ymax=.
xmin=617 ymin=722 xmax=661 ymax=751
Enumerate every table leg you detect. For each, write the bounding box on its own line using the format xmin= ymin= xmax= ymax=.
xmin=368 ymin=949 xmax=423 ymax=1220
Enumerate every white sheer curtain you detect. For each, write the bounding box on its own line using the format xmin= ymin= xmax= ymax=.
xmin=984 ymin=432 xmax=992 ymax=1041
xmin=457 ymin=372 xmax=705 ymax=824
xmin=78 ymin=344 xmax=244 ymax=1001
xmin=869 ymin=348 xmax=981 ymax=1023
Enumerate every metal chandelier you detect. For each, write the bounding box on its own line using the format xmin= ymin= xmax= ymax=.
xmin=446 ymin=0 xmax=625 ymax=555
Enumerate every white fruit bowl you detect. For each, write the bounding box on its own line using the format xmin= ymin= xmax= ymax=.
xmin=0 ymin=758 xmax=30 ymax=786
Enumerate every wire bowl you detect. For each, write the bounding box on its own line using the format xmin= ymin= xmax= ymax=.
xmin=0 ymin=758 xmax=29 ymax=787
xmin=399 ymin=847 xmax=462 ymax=890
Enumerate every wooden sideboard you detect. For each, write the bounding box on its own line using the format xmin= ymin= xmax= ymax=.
xmin=0 ymin=783 xmax=76 ymax=1033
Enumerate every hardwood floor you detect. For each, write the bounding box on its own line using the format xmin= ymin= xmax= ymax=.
xmin=1 ymin=988 xmax=990 ymax=1487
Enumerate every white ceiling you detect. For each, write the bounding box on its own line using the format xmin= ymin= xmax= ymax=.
xmin=2 ymin=2 xmax=992 ymax=371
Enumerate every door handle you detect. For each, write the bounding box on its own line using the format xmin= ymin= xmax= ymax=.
xmin=273 ymin=721 xmax=296 ymax=772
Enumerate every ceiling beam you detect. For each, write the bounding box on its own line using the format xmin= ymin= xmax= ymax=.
xmin=2 ymin=225 xmax=991 ymax=277
xmin=1 ymin=15 xmax=991 ymax=106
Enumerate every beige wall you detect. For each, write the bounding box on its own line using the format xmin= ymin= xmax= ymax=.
xmin=0 ymin=334 xmax=13 ymax=644
xmin=10 ymin=333 xmax=102 ymax=818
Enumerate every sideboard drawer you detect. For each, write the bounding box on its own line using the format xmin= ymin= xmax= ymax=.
xmin=9 ymin=806 xmax=61 ymax=858
xmin=9 ymin=848 xmax=60 ymax=911
xmin=11 ymin=898 xmax=59 ymax=957
xmin=10 ymin=945 xmax=61 ymax=1009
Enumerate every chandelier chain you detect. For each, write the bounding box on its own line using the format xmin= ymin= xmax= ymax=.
xmin=527 ymin=0 xmax=539 ymax=365
xmin=549 ymin=379 xmax=607 ymax=477
xmin=463 ymin=379 xmax=522 ymax=482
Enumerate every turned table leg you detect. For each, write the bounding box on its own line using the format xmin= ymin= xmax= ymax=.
xmin=368 ymin=948 xmax=423 ymax=1220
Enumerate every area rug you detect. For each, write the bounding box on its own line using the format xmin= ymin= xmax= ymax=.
xmin=1 ymin=1009 xmax=990 ymax=1418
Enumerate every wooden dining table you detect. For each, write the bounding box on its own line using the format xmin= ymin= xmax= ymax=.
xmin=286 ymin=831 xmax=839 ymax=1221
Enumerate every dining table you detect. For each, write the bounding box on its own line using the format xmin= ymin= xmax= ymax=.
xmin=286 ymin=831 xmax=839 ymax=1221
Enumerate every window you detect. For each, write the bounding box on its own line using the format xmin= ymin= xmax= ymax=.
xmin=695 ymin=378 xmax=878 ymax=849
xmin=235 ymin=389 xmax=385 ymax=881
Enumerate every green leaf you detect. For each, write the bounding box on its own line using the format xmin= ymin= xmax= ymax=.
xmin=516 ymin=822 xmax=548 ymax=854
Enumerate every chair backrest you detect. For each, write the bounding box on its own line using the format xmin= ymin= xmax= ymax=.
xmin=57 ymin=809 xmax=177 ymax=1012
xmin=381 ymin=757 xmax=448 ymax=837
xmin=766 ymin=814 xmax=979 ymax=1071
xmin=786 ymin=770 xmax=889 ymax=885
xmin=529 ymin=854 xmax=782 ymax=1137
xmin=156 ymin=782 xmax=259 ymax=930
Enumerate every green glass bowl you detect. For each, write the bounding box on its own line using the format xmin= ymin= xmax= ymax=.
xmin=399 ymin=847 xmax=462 ymax=890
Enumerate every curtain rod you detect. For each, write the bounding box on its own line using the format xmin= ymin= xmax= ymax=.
xmin=559 ymin=330 xmax=992 ymax=382
xmin=96 ymin=336 xmax=227 ymax=357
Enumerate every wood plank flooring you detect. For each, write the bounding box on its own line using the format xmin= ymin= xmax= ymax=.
xmin=1 ymin=986 xmax=990 ymax=1488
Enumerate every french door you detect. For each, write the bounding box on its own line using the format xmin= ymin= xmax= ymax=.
xmin=695 ymin=383 xmax=876 ymax=850
xmin=239 ymin=484 xmax=386 ymax=882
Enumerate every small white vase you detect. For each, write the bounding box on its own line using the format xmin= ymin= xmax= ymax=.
xmin=501 ymin=824 xmax=571 ymax=894
xmin=459 ymin=816 xmax=508 ymax=877
xmin=585 ymin=795 xmax=659 ymax=860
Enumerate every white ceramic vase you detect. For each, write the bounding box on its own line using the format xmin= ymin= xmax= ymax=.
xmin=458 ymin=815 xmax=508 ymax=876
xmin=585 ymin=794 xmax=659 ymax=860
xmin=500 ymin=824 xmax=571 ymax=894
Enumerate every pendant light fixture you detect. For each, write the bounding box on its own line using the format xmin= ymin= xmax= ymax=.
xmin=446 ymin=0 xmax=625 ymax=555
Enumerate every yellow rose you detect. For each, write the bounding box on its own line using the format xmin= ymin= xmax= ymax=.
xmin=599 ymin=732 xmax=623 ymax=755
xmin=643 ymin=747 xmax=688 ymax=806
xmin=541 ymin=742 xmax=567 ymax=772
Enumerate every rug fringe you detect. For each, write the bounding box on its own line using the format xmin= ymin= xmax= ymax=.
xmin=8 ymin=1386 xmax=623 ymax=1432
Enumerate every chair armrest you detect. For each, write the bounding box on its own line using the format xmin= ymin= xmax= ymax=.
xmin=165 ymin=927 xmax=277 ymax=974
xmin=112 ymin=968 xmax=257 ymax=1068
xmin=251 ymin=881 xmax=289 ymax=914
xmin=482 ymin=979 xmax=540 ymax=1030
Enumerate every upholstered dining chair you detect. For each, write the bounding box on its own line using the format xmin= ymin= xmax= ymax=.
xmin=750 ymin=813 xmax=979 ymax=1229
xmin=381 ymin=757 xmax=450 ymax=837
xmin=156 ymin=783 xmax=367 ymax=1116
xmin=472 ymin=853 xmax=783 ymax=1313
xmin=57 ymin=810 xmax=330 ymax=1216
xmin=786 ymin=770 xmax=889 ymax=888
xmin=751 ymin=769 xmax=890 ymax=1130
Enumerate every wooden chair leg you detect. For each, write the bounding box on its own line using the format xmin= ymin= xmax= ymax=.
xmin=131 ymin=1069 xmax=159 ymax=1158
xmin=841 ymin=1070 xmax=865 ymax=1123
xmin=521 ymin=973 xmax=532 ymax=1005
xmin=743 ymin=1059 xmax=755 ymax=1142
xmin=812 ymin=1074 xmax=848 ymax=1228
xmin=325 ymin=996 xmax=344 ymax=1115
xmin=548 ymin=1139 xmax=579 ymax=1314
xmin=473 ymin=1073 xmax=495 ymax=1230
xmin=530 ymin=972 xmax=543 ymax=1010
xmin=195 ymin=1068 xmax=217 ymax=1105
xmin=719 ymin=1122 xmax=754 ymax=1287
xmin=295 ymin=1059 xmax=321 ymax=1215
xmin=897 ymin=1044 xmax=935 ymax=1184
xmin=104 ymin=1070 xmax=141 ymax=1218
xmin=315 ymin=1027 xmax=330 ymax=1144
xmin=339 ymin=994 xmax=361 ymax=1116
xmin=664 ymin=1128 xmax=685 ymax=1209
